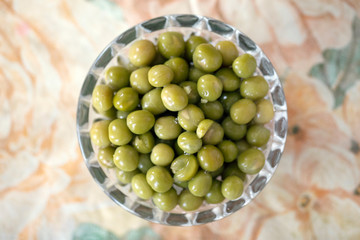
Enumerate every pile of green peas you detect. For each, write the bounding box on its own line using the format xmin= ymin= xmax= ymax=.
xmin=90 ymin=31 xmax=274 ymax=212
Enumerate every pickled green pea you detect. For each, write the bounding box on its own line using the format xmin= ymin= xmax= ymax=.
xmin=141 ymin=88 xmax=167 ymax=115
xmin=188 ymin=171 xmax=212 ymax=197
xmin=189 ymin=66 xmax=207 ymax=82
xmin=151 ymin=51 xmax=166 ymax=65
xmin=215 ymin=68 xmax=240 ymax=92
xmin=154 ymin=116 xmax=182 ymax=140
xmin=164 ymin=57 xmax=189 ymax=83
xmin=161 ymin=84 xmax=188 ymax=111
xmin=158 ymin=32 xmax=185 ymax=59
xmin=230 ymin=99 xmax=256 ymax=124
xmin=185 ymin=35 xmax=207 ymax=60
xmin=113 ymin=145 xmax=139 ymax=172
xmin=90 ymin=120 xmax=111 ymax=148
xmin=197 ymin=74 xmax=223 ymax=102
xmin=232 ymin=53 xmax=257 ymax=78
xmin=240 ymin=76 xmax=269 ymax=100
xmin=221 ymin=176 xmax=244 ymax=200
xmin=148 ymin=65 xmax=174 ymax=87
xmin=92 ymin=85 xmax=113 ymax=112
xmin=132 ymin=173 xmax=154 ymax=200
xmin=236 ymin=140 xmax=251 ymax=153
xmin=210 ymin=165 xmax=224 ymax=178
xmin=99 ymin=107 xmax=117 ymax=119
xmin=197 ymin=119 xmax=224 ymax=145
xmin=222 ymin=162 xmax=246 ymax=181
xmin=171 ymin=154 xmax=199 ymax=181
xmin=130 ymin=67 xmax=153 ymax=94
xmin=174 ymin=141 xmax=185 ymax=156
xmin=152 ymin=188 xmax=178 ymax=211
xmin=116 ymin=168 xmax=140 ymax=184
xmin=177 ymin=132 xmax=202 ymax=154
xmin=132 ymin=132 xmax=155 ymax=154
xmin=150 ymin=143 xmax=175 ymax=166
xmin=179 ymin=189 xmax=203 ymax=211
xmin=197 ymin=145 xmax=224 ymax=172
xmin=174 ymin=178 xmax=188 ymax=188
xmin=215 ymin=41 xmax=238 ymax=67
xmin=113 ymin=87 xmax=139 ymax=112
xmin=116 ymin=110 xmax=131 ymax=119
xmin=193 ymin=43 xmax=222 ymax=72
xmin=219 ymin=92 xmax=241 ymax=113
xmin=246 ymin=125 xmax=270 ymax=147
xmin=146 ymin=166 xmax=173 ymax=193
xmin=108 ymin=119 xmax=133 ymax=146
xmin=126 ymin=110 xmax=155 ymax=134
xmin=129 ymin=39 xmax=156 ymax=67
xmin=237 ymin=148 xmax=265 ymax=174
xmin=218 ymin=140 xmax=238 ymax=163
xmin=138 ymin=154 xmax=154 ymax=173
xmin=105 ymin=66 xmax=130 ymax=90
xmin=180 ymin=81 xmax=200 ymax=104
xmin=199 ymin=101 xmax=224 ymax=120
xmin=254 ymin=99 xmax=274 ymax=124
xmin=178 ymin=104 xmax=205 ymax=131
xmin=98 ymin=146 xmax=116 ymax=168
xmin=221 ymin=117 xmax=247 ymax=141
xmin=205 ymin=180 xmax=225 ymax=204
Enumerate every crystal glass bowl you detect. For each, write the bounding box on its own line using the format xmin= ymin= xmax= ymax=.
xmin=76 ymin=14 xmax=287 ymax=226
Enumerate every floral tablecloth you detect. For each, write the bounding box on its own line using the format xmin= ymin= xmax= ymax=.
xmin=1 ymin=0 xmax=360 ymax=239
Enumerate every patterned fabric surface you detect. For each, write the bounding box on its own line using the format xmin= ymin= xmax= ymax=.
xmin=1 ymin=0 xmax=360 ymax=239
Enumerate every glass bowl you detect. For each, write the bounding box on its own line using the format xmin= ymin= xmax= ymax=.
xmin=76 ymin=14 xmax=287 ymax=226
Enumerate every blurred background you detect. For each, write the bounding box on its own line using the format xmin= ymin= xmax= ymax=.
xmin=1 ymin=0 xmax=360 ymax=239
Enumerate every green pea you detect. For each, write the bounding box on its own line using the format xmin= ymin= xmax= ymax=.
xmin=188 ymin=171 xmax=212 ymax=197
xmin=222 ymin=162 xmax=246 ymax=181
xmin=197 ymin=119 xmax=224 ymax=145
xmin=240 ymin=76 xmax=269 ymax=100
xmin=210 ymin=165 xmax=224 ymax=178
xmin=154 ymin=116 xmax=182 ymax=140
xmin=174 ymin=178 xmax=188 ymax=188
xmin=237 ymin=148 xmax=265 ymax=174
xmin=113 ymin=87 xmax=139 ymax=112
xmin=215 ymin=68 xmax=240 ymax=92
xmin=141 ymin=88 xmax=167 ymax=115
xmin=218 ymin=140 xmax=238 ymax=163
xmin=178 ymin=104 xmax=204 ymax=131
xmin=113 ymin=145 xmax=139 ymax=172
xmin=138 ymin=154 xmax=154 ymax=174
xmin=132 ymin=131 xmax=155 ymax=154
xmin=219 ymin=92 xmax=241 ymax=113
xmin=180 ymin=81 xmax=200 ymax=104
xmin=246 ymin=125 xmax=270 ymax=147
xmin=116 ymin=110 xmax=131 ymax=119
xmin=132 ymin=173 xmax=154 ymax=200
xmin=185 ymin=35 xmax=207 ymax=60
xmin=126 ymin=110 xmax=155 ymax=135
xmin=205 ymin=180 xmax=225 ymax=204
xmin=108 ymin=119 xmax=133 ymax=146
xmin=232 ymin=53 xmax=257 ymax=78
xmin=171 ymin=154 xmax=199 ymax=181
xmin=90 ymin=120 xmax=111 ymax=148
xmin=230 ymin=99 xmax=256 ymax=124
xmin=164 ymin=57 xmax=189 ymax=83
xmin=158 ymin=32 xmax=185 ymax=59
xmin=152 ymin=188 xmax=178 ymax=211
xmin=221 ymin=117 xmax=247 ymax=141
xmin=215 ymin=41 xmax=238 ymax=67
xmin=221 ymin=176 xmax=244 ymax=200
xmin=148 ymin=65 xmax=174 ymax=87
xmin=177 ymin=132 xmax=202 ymax=154
xmin=197 ymin=74 xmax=223 ymax=102
xmin=97 ymin=146 xmax=116 ymax=168
xmin=189 ymin=66 xmax=207 ymax=82
xmin=99 ymin=107 xmax=117 ymax=119
xmin=116 ymin=168 xmax=140 ymax=184
xmin=193 ymin=43 xmax=222 ymax=72
xmin=151 ymin=51 xmax=166 ymax=65
xmin=130 ymin=67 xmax=153 ymax=94
xmin=199 ymin=101 xmax=224 ymax=120
xmin=235 ymin=140 xmax=251 ymax=153
xmin=146 ymin=166 xmax=174 ymax=193
xmin=128 ymin=39 xmax=156 ymax=67
xmin=197 ymin=145 xmax=224 ymax=172
xmin=150 ymin=143 xmax=175 ymax=166
xmin=105 ymin=66 xmax=130 ymax=90
xmin=254 ymin=99 xmax=274 ymax=124
xmin=92 ymin=85 xmax=113 ymax=112
xmin=161 ymin=84 xmax=188 ymax=111
xmin=178 ymin=189 xmax=203 ymax=211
